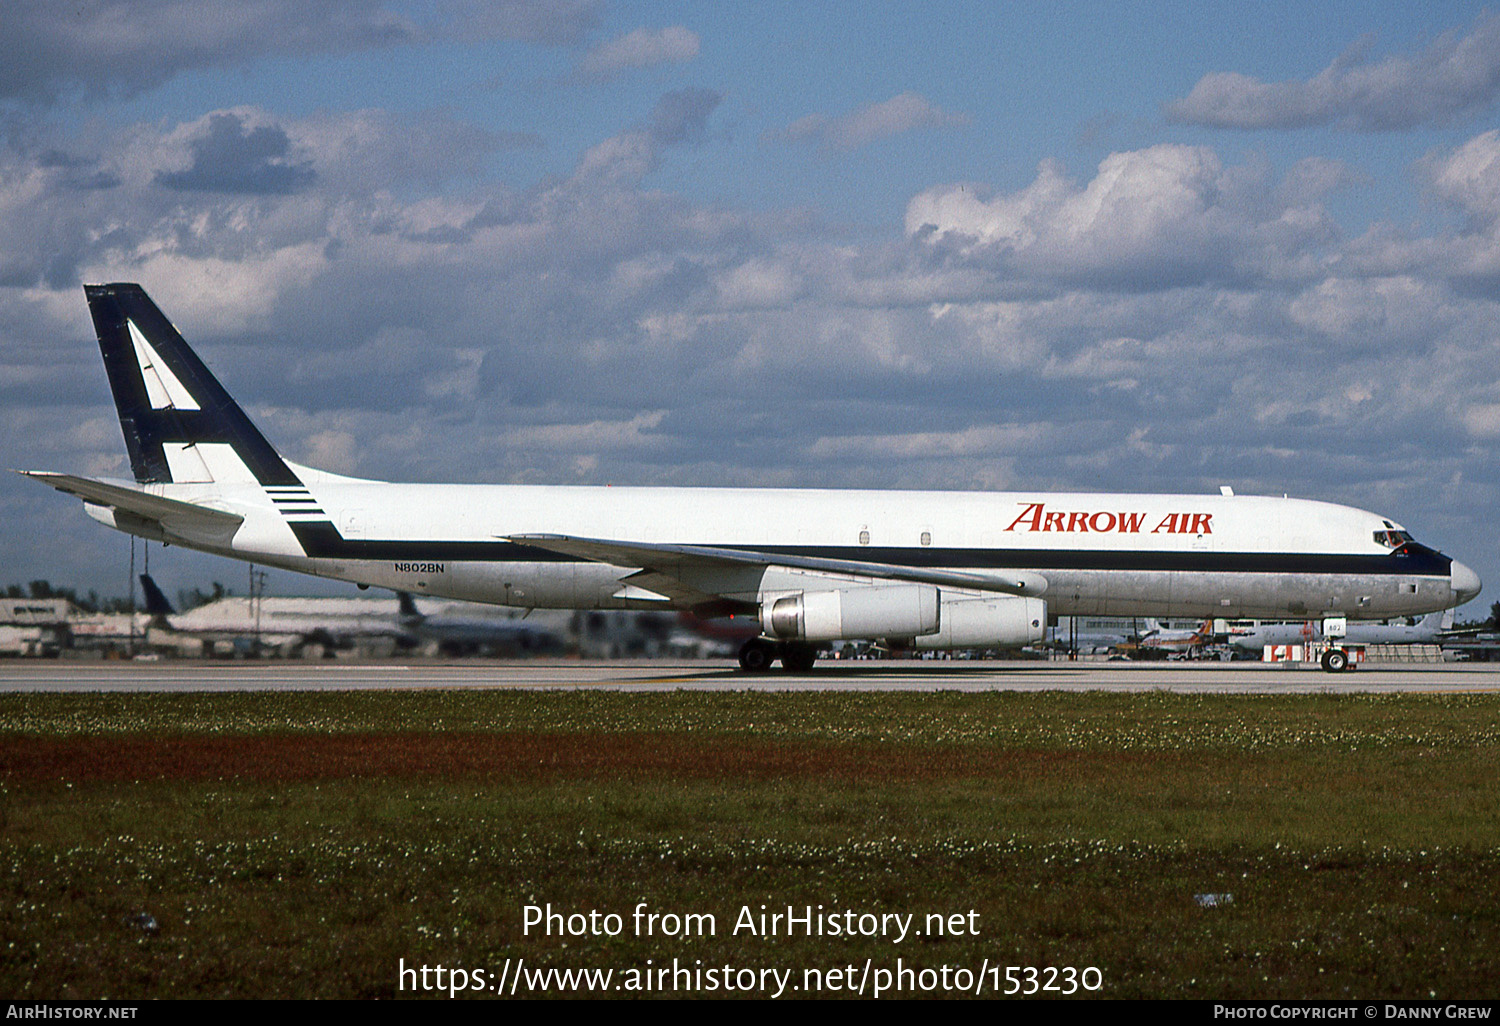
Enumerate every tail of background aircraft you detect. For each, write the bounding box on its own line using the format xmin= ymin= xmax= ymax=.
xmin=138 ymin=574 xmax=175 ymax=617
xmin=83 ymin=283 xmax=301 ymax=488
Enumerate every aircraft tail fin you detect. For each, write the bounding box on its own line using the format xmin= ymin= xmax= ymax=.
xmin=138 ymin=574 xmax=176 ymax=617
xmin=83 ymin=283 xmax=300 ymax=487
xmin=397 ymin=592 xmax=422 ymax=622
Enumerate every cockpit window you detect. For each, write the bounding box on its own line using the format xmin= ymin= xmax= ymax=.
xmin=1374 ymin=529 xmax=1414 ymax=549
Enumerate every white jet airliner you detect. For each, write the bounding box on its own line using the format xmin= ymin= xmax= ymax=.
xmin=21 ymin=284 xmax=1481 ymax=672
xmin=1224 ymin=610 xmax=1459 ymax=653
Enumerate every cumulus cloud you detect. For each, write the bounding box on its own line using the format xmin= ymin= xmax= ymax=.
xmin=155 ymin=112 xmax=315 ymax=195
xmin=807 ymin=423 xmax=1042 ymax=461
xmin=904 ymin=146 xmax=1341 ymax=291
xmin=292 ymin=108 xmax=529 ymax=193
xmin=0 ymin=0 xmax=600 ymax=104
xmin=8 ymin=96 xmax=1500 ymax=602
xmin=1461 ymin=402 xmax=1500 ymax=438
xmin=778 ymin=93 xmax=970 ymax=153
xmin=1287 ymin=276 xmax=1451 ymax=348
xmin=1421 ymin=129 xmax=1500 ymax=223
xmin=577 ymin=26 xmax=700 ymax=79
xmin=571 ymin=88 xmax=722 ymax=186
xmin=1346 ymin=131 xmax=1500 ymax=291
xmin=1165 ymin=13 xmax=1500 ymax=130
xmin=0 ymin=103 xmax=523 ymax=293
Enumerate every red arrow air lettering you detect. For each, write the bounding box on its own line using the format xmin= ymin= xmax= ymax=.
xmin=1004 ymin=503 xmax=1208 ymax=534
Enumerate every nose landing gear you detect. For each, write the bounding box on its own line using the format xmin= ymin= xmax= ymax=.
xmin=1320 ymin=648 xmax=1350 ymax=673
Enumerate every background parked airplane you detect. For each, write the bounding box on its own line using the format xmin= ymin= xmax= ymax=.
xmin=1132 ymin=619 xmax=1214 ymax=659
xmin=1223 ymin=610 xmax=1457 ymax=652
xmin=139 ymin=573 xmax=414 ymax=653
xmin=395 ymin=591 xmax=566 ymax=656
xmin=1044 ymin=616 xmax=1141 ymax=655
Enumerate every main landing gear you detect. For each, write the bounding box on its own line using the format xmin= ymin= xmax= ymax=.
xmin=738 ymin=638 xmax=820 ymax=673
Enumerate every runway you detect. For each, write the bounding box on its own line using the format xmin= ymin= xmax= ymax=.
xmin=3 ymin=658 xmax=1500 ymax=692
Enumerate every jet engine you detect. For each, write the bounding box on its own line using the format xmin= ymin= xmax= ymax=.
xmin=912 ymin=595 xmax=1047 ymax=649
xmin=760 ymin=584 xmax=940 ymax=642
xmin=758 ymin=585 xmax=1046 ymax=650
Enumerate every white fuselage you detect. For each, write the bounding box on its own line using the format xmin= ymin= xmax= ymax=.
xmin=125 ymin=470 xmax=1464 ymax=622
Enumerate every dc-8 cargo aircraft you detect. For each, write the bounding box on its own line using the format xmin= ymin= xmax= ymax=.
xmin=22 ymin=284 xmax=1480 ymax=673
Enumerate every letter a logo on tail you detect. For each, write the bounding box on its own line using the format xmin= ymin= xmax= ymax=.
xmin=84 ymin=283 xmax=301 ymax=488
xmin=126 ymin=319 xmax=200 ymax=412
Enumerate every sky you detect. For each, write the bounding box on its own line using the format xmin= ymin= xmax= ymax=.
xmin=2 ymin=0 xmax=1499 ymax=613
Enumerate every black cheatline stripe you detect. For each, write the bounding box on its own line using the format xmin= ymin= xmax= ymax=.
xmin=285 ymin=522 xmax=1452 ymax=577
xmin=281 ymin=509 xmax=326 ymax=517
xmin=272 ymin=497 xmax=320 ymax=504
xmin=289 ymin=522 xmax=572 ymax=562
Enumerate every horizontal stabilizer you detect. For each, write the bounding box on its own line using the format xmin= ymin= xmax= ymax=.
xmin=16 ymin=470 xmax=243 ymax=547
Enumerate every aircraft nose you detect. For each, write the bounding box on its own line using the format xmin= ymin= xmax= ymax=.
xmin=1451 ymin=561 xmax=1482 ymax=605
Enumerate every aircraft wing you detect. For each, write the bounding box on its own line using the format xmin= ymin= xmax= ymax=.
xmin=505 ymin=533 xmax=1049 ymax=610
xmin=17 ymin=471 xmax=244 ymax=547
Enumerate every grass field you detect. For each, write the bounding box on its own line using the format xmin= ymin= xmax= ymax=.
xmin=1 ymin=689 xmax=1497 ymax=999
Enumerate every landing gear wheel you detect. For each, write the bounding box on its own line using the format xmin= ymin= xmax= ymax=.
xmin=738 ymin=638 xmax=777 ymax=673
xmin=780 ymin=643 xmax=819 ymax=673
xmin=1320 ymin=648 xmax=1350 ymax=673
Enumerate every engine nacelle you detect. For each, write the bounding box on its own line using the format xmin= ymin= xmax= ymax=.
xmin=912 ymin=595 xmax=1047 ymax=649
xmin=761 ymin=585 xmax=941 ymax=642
